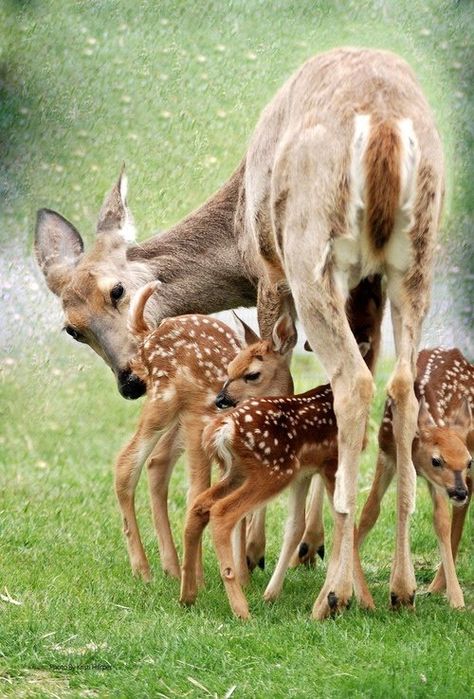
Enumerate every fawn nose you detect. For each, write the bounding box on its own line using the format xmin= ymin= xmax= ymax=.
xmin=215 ymin=390 xmax=237 ymax=410
xmin=117 ymin=368 xmax=146 ymax=400
xmin=448 ymin=487 xmax=468 ymax=504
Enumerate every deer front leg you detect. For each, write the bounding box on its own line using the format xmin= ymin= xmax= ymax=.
xmin=291 ymin=473 xmax=325 ymax=567
xmin=264 ymin=472 xmax=311 ymax=601
xmin=182 ymin=419 xmax=212 ymax=588
xmin=429 ymin=475 xmax=471 ymax=594
xmin=114 ymin=413 xmax=162 ymax=581
xmin=358 ymin=450 xmax=396 ymax=547
xmin=146 ymin=425 xmax=183 ymax=580
xmin=428 ymin=484 xmax=464 ymax=608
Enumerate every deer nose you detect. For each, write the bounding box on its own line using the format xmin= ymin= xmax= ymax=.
xmin=215 ymin=390 xmax=237 ymax=410
xmin=448 ymin=487 xmax=468 ymax=504
xmin=117 ymin=368 xmax=146 ymax=400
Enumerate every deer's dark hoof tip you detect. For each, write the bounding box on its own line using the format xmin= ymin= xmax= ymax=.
xmin=258 ymin=556 xmax=265 ymax=570
xmin=328 ymin=591 xmax=338 ymax=610
xmin=298 ymin=542 xmax=309 ymax=559
xmin=317 ymin=544 xmax=325 ymax=560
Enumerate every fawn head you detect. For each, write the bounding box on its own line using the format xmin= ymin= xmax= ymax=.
xmin=416 ymin=398 xmax=472 ymax=505
xmin=215 ymin=313 xmax=297 ymax=409
xmin=34 ymin=168 xmax=152 ymax=399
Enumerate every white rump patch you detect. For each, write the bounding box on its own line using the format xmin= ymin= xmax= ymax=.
xmin=214 ymin=418 xmax=235 ymax=471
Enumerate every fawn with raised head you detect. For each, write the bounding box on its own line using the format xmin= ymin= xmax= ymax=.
xmin=179 ymin=337 xmax=375 ymax=618
xmin=358 ymin=348 xmax=473 ymax=609
xmin=113 ymin=281 xmax=296 ymax=582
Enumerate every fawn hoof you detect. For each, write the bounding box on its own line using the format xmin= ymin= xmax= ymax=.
xmin=317 ymin=545 xmax=325 ymax=560
xmin=258 ymin=556 xmax=265 ymax=570
xmin=328 ymin=591 xmax=338 ymax=611
xmin=133 ymin=564 xmax=152 ymax=583
xmin=390 ymin=591 xmax=416 ymax=610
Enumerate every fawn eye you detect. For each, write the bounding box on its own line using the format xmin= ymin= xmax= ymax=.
xmin=244 ymin=371 xmax=261 ymax=382
xmin=65 ymin=326 xmax=84 ymax=342
xmin=431 ymin=456 xmax=443 ymax=468
xmin=111 ymin=283 xmax=125 ymax=303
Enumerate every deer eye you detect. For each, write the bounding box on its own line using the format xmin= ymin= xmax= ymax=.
xmin=244 ymin=371 xmax=261 ymax=382
xmin=111 ymin=283 xmax=125 ymax=304
xmin=431 ymin=456 xmax=443 ymax=468
xmin=65 ymin=326 xmax=84 ymax=342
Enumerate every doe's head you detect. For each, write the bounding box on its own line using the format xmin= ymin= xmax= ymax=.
xmin=214 ymin=313 xmax=297 ymax=409
xmin=34 ymin=167 xmax=151 ymax=399
xmin=416 ymin=398 xmax=472 ymax=506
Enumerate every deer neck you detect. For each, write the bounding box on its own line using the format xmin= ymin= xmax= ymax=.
xmin=127 ymin=161 xmax=259 ymax=321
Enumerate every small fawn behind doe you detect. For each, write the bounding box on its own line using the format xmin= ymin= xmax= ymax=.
xmin=113 ymin=281 xmax=296 ymax=582
xmin=358 ymin=348 xmax=473 ymax=609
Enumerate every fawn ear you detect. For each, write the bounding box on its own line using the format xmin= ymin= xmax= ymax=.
xmin=272 ymin=313 xmax=297 ymax=355
xmin=232 ymin=311 xmax=260 ymax=347
xmin=34 ymin=209 xmax=84 ymax=296
xmin=358 ymin=340 xmax=371 ymax=358
xmin=449 ymin=398 xmax=472 ymax=437
xmin=418 ymin=397 xmax=436 ymax=430
xmin=97 ymin=164 xmax=136 ymax=242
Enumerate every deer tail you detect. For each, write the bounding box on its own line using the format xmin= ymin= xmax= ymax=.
xmin=128 ymin=281 xmax=161 ymax=337
xmin=202 ymin=415 xmax=235 ymax=471
xmin=364 ymin=119 xmax=402 ymax=252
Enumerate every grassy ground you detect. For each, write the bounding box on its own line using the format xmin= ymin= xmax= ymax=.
xmin=1 ymin=352 xmax=473 ymax=698
xmin=1 ymin=1 xmax=473 ymax=697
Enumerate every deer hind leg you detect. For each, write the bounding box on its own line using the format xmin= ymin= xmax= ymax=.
xmin=231 ymin=517 xmax=250 ymax=586
xmin=209 ymin=469 xmax=293 ymax=619
xmin=429 ymin=475 xmax=471 ymax=594
xmin=245 ymin=507 xmax=267 ymax=571
xmin=292 ymin=473 xmax=326 ymax=567
xmin=387 ymin=283 xmax=431 ymax=609
xmin=114 ymin=407 xmax=162 ymax=581
xmin=264 ymin=471 xmax=312 ymax=602
xmin=146 ymin=425 xmax=183 ymax=580
xmin=358 ymin=450 xmax=396 ymax=547
xmin=286 ymin=266 xmax=374 ymax=619
xmin=180 ymin=474 xmax=237 ymax=606
xmin=427 ymin=484 xmax=465 ymax=608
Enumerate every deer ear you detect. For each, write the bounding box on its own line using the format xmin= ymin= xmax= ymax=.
xmin=232 ymin=311 xmax=260 ymax=347
xmin=358 ymin=340 xmax=371 ymax=358
xmin=272 ymin=313 xmax=297 ymax=355
xmin=34 ymin=209 xmax=84 ymax=296
xmin=418 ymin=397 xmax=436 ymax=430
xmin=449 ymin=398 xmax=472 ymax=436
xmin=97 ymin=165 xmax=136 ymax=242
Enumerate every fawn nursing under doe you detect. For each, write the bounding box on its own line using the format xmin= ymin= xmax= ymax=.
xmin=358 ymin=348 xmax=473 ymax=609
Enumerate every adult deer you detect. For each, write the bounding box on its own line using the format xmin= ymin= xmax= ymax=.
xmin=35 ymin=48 xmax=444 ymax=617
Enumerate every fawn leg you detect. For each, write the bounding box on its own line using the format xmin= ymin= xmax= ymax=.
xmin=180 ymin=475 xmax=237 ymax=606
xmin=358 ymin=450 xmax=396 ymax=547
xmin=211 ymin=473 xmax=292 ymax=619
xmin=264 ymin=473 xmax=311 ymax=601
xmin=292 ymin=473 xmax=325 ymax=566
xmin=146 ymin=425 xmax=183 ymax=579
xmin=114 ymin=409 xmax=162 ymax=581
xmin=232 ymin=518 xmax=250 ymax=586
xmin=429 ymin=475 xmax=471 ymax=593
xmin=246 ymin=507 xmax=267 ymax=571
xmin=427 ymin=484 xmax=464 ymax=608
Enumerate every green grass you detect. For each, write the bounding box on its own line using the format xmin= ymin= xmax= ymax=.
xmin=1 ymin=1 xmax=473 ymax=697
xmin=0 ymin=353 xmax=473 ymax=698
